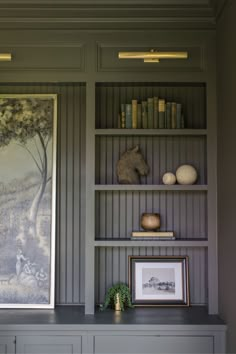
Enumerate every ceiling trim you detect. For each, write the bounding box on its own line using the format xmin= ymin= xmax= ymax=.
xmin=0 ymin=0 xmax=217 ymax=29
xmin=0 ymin=0 xmax=211 ymax=4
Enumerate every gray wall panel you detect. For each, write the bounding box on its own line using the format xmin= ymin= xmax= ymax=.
xmin=0 ymin=83 xmax=86 ymax=305
xmin=16 ymin=336 xmax=82 ymax=354
xmin=95 ymin=191 xmax=207 ymax=240
xmin=96 ymin=83 xmax=206 ymax=129
xmin=97 ymin=43 xmax=205 ymax=73
xmin=95 ymin=247 xmax=207 ymax=305
xmin=96 ymin=136 xmax=207 ymax=185
xmin=94 ymin=335 xmax=213 ymax=354
xmin=217 ymin=0 xmax=236 ymax=351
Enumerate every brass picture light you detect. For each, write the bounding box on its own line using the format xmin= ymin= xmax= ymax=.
xmin=0 ymin=53 xmax=12 ymax=61
xmin=118 ymin=49 xmax=188 ymax=63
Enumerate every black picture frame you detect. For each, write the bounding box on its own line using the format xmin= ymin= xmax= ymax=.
xmin=129 ymin=256 xmax=190 ymax=307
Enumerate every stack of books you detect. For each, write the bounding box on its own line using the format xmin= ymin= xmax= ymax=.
xmin=119 ymin=98 xmax=184 ymax=129
xmin=131 ymin=231 xmax=175 ymax=240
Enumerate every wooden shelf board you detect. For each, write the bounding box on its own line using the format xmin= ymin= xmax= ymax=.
xmin=94 ymin=184 xmax=208 ymax=191
xmin=95 ymin=129 xmax=207 ymax=136
xmin=94 ymin=239 xmax=208 ymax=247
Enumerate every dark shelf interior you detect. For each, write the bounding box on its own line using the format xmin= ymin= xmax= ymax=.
xmin=95 ymin=82 xmax=206 ymax=130
xmin=95 ymin=135 xmax=207 ymax=185
xmin=95 ymin=190 xmax=207 ymax=240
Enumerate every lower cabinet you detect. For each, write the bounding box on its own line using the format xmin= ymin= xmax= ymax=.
xmin=0 ymin=327 xmax=226 ymax=354
xmin=0 ymin=336 xmax=15 ymax=354
xmin=16 ymin=336 xmax=81 ymax=354
xmin=94 ymin=335 xmax=213 ymax=354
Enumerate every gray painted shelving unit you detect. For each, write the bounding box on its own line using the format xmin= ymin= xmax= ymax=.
xmin=0 ymin=24 xmax=222 ymax=351
xmin=85 ymin=80 xmax=218 ymax=315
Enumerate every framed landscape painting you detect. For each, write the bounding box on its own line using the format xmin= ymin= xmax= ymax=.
xmin=0 ymin=94 xmax=57 ymax=308
xmin=129 ymin=256 xmax=189 ymax=307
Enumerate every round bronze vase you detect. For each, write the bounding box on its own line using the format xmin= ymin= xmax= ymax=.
xmin=141 ymin=213 xmax=161 ymax=231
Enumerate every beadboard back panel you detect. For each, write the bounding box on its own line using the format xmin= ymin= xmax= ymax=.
xmin=95 ymin=191 xmax=207 ymax=240
xmin=95 ymin=83 xmax=206 ymax=129
xmin=95 ymin=247 xmax=208 ymax=305
xmin=0 ymin=83 xmax=86 ymax=305
xmin=95 ymin=135 xmax=207 ymax=185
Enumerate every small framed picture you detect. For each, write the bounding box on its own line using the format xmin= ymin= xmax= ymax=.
xmin=129 ymin=256 xmax=190 ymax=307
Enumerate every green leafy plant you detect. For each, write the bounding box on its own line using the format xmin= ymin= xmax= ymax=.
xmin=101 ymin=283 xmax=134 ymax=311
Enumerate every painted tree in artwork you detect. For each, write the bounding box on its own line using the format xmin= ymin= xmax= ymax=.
xmin=0 ymin=97 xmax=54 ymax=239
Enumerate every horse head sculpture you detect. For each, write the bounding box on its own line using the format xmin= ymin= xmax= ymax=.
xmin=116 ymin=145 xmax=149 ymax=184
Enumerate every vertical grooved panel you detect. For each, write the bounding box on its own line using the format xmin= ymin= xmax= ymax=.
xmin=96 ymin=136 xmax=207 ymax=185
xmin=96 ymin=83 xmax=206 ymax=129
xmin=0 ymin=83 xmax=86 ymax=305
xmin=95 ymin=247 xmax=207 ymax=305
xmin=59 ymin=85 xmax=68 ymax=303
xmin=66 ymin=85 xmax=74 ymax=303
xmin=95 ymin=191 xmax=207 ymax=240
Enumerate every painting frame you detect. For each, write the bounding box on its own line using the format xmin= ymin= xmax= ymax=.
xmin=128 ymin=256 xmax=190 ymax=307
xmin=0 ymin=93 xmax=57 ymax=309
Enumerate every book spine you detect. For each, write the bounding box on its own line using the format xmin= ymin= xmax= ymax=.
xmin=118 ymin=113 xmax=121 ymax=128
xmin=166 ymin=102 xmax=171 ymax=129
xmin=153 ymin=97 xmax=159 ymax=129
xmin=171 ymin=102 xmax=177 ymax=129
xmin=125 ymin=103 xmax=132 ymax=129
xmin=132 ymin=99 xmax=138 ymax=129
xmin=176 ymin=103 xmax=182 ymax=129
xmin=120 ymin=103 xmax=126 ymax=128
xmin=141 ymin=101 xmax=148 ymax=129
xmin=147 ymin=98 xmax=154 ymax=129
xmin=137 ymin=103 xmax=142 ymax=129
xmin=158 ymin=99 xmax=165 ymax=129
xmin=181 ymin=114 xmax=185 ymax=128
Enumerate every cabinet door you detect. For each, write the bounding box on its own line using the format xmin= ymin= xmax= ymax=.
xmin=0 ymin=336 xmax=15 ymax=354
xmin=16 ymin=336 xmax=81 ymax=354
xmin=94 ymin=335 xmax=214 ymax=354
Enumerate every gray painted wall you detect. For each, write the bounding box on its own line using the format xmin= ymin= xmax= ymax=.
xmin=0 ymin=27 xmax=218 ymax=315
xmin=217 ymin=0 xmax=236 ymax=352
xmin=0 ymin=28 xmax=217 ymax=313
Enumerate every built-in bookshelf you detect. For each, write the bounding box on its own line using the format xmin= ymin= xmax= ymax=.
xmin=95 ymin=83 xmax=206 ymax=129
xmin=85 ymin=81 xmax=216 ymax=315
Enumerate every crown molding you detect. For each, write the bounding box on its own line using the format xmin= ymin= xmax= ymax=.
xmin=0 ymin=0 xmax=217 ymax=29
xmin=0 ymin=0 xmax=211 ymax=5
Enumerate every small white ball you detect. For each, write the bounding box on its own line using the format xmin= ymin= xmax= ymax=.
xmin=176 ymin=164 xmax=198 ymax=185
xmin=162 ymin=172 xmax=176 ymax=185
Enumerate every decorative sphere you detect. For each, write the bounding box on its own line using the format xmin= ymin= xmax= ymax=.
xmin=162 ymin=172 xmax=176 ymax=185
xmin=176 ymin=164 xmax=198 ymax=185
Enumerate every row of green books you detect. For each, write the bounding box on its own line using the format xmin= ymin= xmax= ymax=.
xmin=118 ymin=98 xmax=185 ymax=129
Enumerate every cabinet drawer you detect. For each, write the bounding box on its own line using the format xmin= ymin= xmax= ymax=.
xmin=16 ymin=336 xmax=81 ymax=354
xmin=94 ymin=335 xmax=213 ymax=354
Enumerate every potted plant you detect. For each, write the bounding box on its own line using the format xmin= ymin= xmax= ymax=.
xmin=101 ymin=283 xmax=133 ymax=311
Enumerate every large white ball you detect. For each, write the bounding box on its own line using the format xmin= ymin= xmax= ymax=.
xmin=162 ymin=172 xmax=176 ymax=185
xmin=176 ymin=164 xmax=198 ymax=185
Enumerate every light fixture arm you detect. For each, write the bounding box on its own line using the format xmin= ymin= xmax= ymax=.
xmin=118 ymin=49 xmax=188 ymax=63
xmin=0 ymin=53 xmax=12 ymax=62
